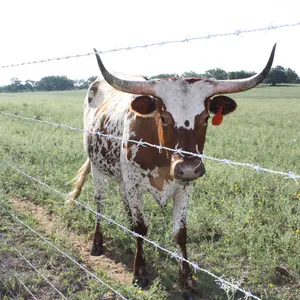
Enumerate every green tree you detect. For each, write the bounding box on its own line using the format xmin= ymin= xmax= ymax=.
xmin=204 ymin=68 xmax=227 ymax=80
xmin=285 ymin=68 xmax=299 ymax=83
xmin=148 ymin=73 xmax=179 ymax=80
xmin=264 ymin=66 xmax=287 ymax=86
xmin=87 ymin=76 xmax=98 ymax=85
xmin=37 ymin=76 xmax=74 ymax=91
xmin=9 ymin=77 xmax=24 ymax=92
xmin=227 ymin=70 xmax=256 ymax=79
xmin=25 ymin=80 xmax=36 ymax=91
xmin=181 ymin=71 xmax=204 ymax=78
xmin=74 ymin=79 xmax=89 ymax=89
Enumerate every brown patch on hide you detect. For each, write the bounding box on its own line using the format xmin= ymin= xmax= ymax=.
xmin=184 ymin=78 xmax=203 ymax=84
xmin=148 ymin=166 xmax=172 ymax=191
xmin=89 ymin=81 xmax=101 ymax=100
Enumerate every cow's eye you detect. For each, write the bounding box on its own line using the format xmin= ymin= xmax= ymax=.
xmin=160 ymin=116 xmax=168 ymax=125
xmin=205 ymin=116 xmax=210 ymax=122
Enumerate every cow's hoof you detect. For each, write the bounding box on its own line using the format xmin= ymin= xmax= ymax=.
xmin=182 ymin=289 xmax=201 ymax=300
xmin=132 ymin=277 xmax=150 ymax=288
xmin=90 ymin=245 xmax=103 ymax=256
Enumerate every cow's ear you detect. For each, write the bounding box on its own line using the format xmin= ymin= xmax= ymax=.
xmin=210 ymin=95 xmax=237 ymax=115
xmin=130 ymin=96 xmax=157 ymax=116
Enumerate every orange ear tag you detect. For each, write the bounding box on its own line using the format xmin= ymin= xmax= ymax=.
xmin=212 ymin=106 xmax=223 ymax=126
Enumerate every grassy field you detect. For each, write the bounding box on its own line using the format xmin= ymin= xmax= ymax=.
xmin=0 ymin=86 xmax=300 ymax=299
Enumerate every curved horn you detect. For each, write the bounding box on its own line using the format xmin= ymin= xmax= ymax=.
xmin=93 ymin=49 xmax=156 ymax=95
xmin=212 ymin=44 xmax=276 ymax=94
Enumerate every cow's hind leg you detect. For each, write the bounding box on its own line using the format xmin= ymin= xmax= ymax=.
xmin=120 ymin=183 xmax=149 ymax=288
xmin=173 ymin=186 xmax=200 ymax=300
xmin=90 ymin=165 xmax=104 ymax=256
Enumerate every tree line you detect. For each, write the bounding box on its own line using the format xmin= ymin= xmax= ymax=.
xmin=0 ymin=65 xmax=299 ymax=93
xmin=0 ymin=76 xmax=98 ymax=93
xmin=150 ymin=65 xmax=300 ymax=86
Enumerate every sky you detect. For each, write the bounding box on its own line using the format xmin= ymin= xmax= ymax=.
xmin=0 ymin=0 xmax=299 ymax=86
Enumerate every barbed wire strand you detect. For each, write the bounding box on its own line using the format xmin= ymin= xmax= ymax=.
xmin=0 ymin=234 xmax=67 ymax=300
xmin=1 ymin=21 xmax=300 ymax=69
xmin=0 ymin=205 xmax=128 ymax=300
xmin=0 ymin=277 xmax=18 ymax=300
xmin=14 ymin=277 xmax=39 ymax=300
xmin=0 ymin=159 xmax=260 ymax=300
xmin=0 ymin=111 xmax=299 ymax=182
xmin=0 ymin=258 xmax=38 ymax=300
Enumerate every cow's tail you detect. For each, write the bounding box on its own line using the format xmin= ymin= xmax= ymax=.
xmin=67 ymin=158 xmax=91 ymax=207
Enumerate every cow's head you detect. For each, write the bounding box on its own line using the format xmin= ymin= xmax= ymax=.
xmin=93 ymin=44 xmax=276 ymax=181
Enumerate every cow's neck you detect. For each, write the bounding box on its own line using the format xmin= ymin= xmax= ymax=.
xmin=126 ymin=115 xmax=173 ymax=190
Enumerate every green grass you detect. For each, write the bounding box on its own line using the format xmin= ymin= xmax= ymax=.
xmin=0 ymin=86 xmax=300 ymax=299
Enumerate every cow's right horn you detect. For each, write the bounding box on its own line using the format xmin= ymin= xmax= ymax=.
xmin=211 ymin=44 xmax=276 ymax=95
xmin=93 ymin=49 xmax=156 ymax=95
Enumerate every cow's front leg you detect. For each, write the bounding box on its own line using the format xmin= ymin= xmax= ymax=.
xmin=173 ymin=185 xmax=199 ymax=300
xmin=132 ymin=212 xmax=149 ymax=288
xmin=120 ymin=183 xmax=149 ymax=288
xmin=90 ymin=165 xmax=104 ymax=256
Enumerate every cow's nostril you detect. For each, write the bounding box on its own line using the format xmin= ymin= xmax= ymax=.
xmin=197 ymin=163 xmax=206 ymax=177
xmin=177 ymin=166 xmax=184 ymax=176
xmin=194 ymin=165 xmax=200 ymax=174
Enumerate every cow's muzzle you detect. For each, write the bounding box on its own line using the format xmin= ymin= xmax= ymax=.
xmin=172 ymin=157 xmax=205 ymax=181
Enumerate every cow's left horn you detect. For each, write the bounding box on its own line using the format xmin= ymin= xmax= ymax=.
xmin=212 ymin=44 xmax=276 ymax=94
xmin=93 ymin=49 xmax=156 ymax=95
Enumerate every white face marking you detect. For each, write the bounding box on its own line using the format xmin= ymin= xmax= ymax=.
xmin=154 ymin=79 xmax=213 ymax=128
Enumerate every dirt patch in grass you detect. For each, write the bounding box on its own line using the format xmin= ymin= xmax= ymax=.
xmin=6 ymin=197 xmax=197 ymax=299
xmin=11 ymin=196 xmax=133 ymax=285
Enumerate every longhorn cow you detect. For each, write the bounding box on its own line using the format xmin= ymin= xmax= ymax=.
xmin=69 ymin=44 xmax=276 ymax=299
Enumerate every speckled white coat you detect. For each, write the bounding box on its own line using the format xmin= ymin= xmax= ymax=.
xmin=84 ymin=73 xmax=212 ymax=235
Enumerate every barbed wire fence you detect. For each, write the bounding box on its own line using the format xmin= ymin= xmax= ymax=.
xmin=0 ymin=236 xmax=67 ymax=300
xmin=0 ymin=261 xmax=39 ymax=300
xmin=0 ymin=210 xmax=128 ymax=300
xmin=1 ymin=112 xmax=299 ymax=181
xmin=0 ymin=158 xmax=260 ymax=300
xmin=1 ymin=21 xmax=300 ymax=69
xmin=0 ymin=275 xmax=18 ymax=300
xmin=1 ymin=21 xmax=300 ymax=299
xmin=0 ymin=111 xmax=298 ymax=299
